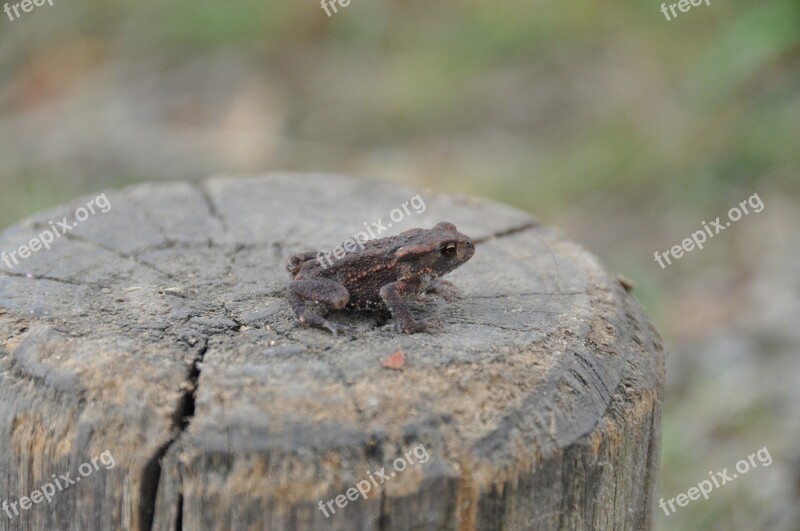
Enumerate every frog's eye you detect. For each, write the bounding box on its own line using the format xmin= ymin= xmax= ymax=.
xmin=441 ymin=242 xmax=457 ymax=257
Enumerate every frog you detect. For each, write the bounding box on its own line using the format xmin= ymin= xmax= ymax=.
xmin=286 ymin=221 xmax=475 ymax=336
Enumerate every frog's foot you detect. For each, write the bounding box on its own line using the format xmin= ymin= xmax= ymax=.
xmin=423 ymin=280 xmax=459 ymax=302
xmin=295 ymin=312 xmax=357 ymax=338
xmin=324 ymin=321 xmax=358 ymax=338
xmin=392 ymin=317 xmax=439 ymax=335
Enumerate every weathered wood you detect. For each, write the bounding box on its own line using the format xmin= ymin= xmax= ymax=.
xmin=0 ymin=174 xmax=664 ymax=530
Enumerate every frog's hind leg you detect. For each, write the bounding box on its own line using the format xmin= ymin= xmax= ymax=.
xmin=287 ymin=278 xmax=356 ymax=337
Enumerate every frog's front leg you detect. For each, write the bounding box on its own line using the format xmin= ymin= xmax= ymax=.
xmin=287 ymin=278 xmax=356 ymax=337
xmin=379 ymin=278 xmax=431 ymax=334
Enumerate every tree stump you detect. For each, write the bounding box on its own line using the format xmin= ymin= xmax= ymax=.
xmin=0 ymin=174 xmax=664 ymax=531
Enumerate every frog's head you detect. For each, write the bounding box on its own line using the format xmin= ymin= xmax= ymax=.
xmin=397 ymin=221 xmax=475 ymax=279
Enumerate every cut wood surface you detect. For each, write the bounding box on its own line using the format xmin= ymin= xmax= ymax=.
xmin=0 ymin=174 xmax=664 ymax=530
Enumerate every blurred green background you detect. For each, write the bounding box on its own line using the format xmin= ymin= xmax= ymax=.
xmin=1 ymin=1 xmax=798 ymax=529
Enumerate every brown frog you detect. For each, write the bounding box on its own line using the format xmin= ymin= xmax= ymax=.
xmin=286 ymin=221 xmax=475 ymax=336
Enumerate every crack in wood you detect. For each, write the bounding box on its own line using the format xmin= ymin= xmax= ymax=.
xmin=194 ymin=182 xmax=228 ymax=234
xmin=0 ymin=271 xmax=88 ymax=287
xmin=62 ymin=231 xmax=178 ymax=280
xmin=472 ymin=221 xmax=538 ymax=244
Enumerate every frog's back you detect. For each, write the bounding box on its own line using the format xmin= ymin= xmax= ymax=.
xmin=322 ymin=232 xmax=425 ymax=303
